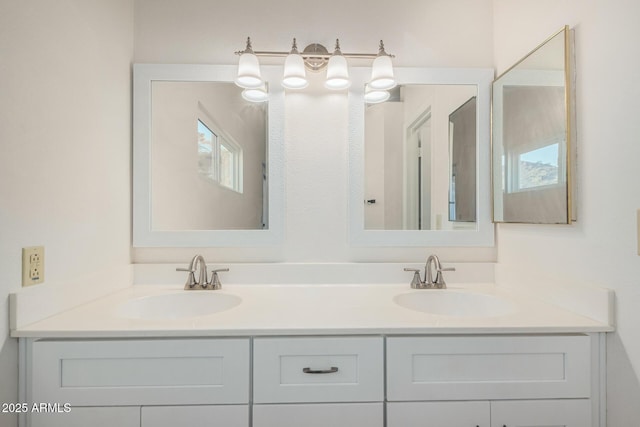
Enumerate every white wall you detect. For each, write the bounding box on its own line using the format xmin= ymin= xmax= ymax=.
xmin=132 ymin=0 xmax=496 ymax=263
xmin=492 ymin=1 xmax=640 ymax=425
xmin=0 ymin=1 xmax=134 ymax=425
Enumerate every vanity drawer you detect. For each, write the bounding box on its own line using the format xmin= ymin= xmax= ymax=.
xmin=253 ymin=336 xmax=384 ymax=403
xmin=31 ymin=338 xmax=250 ymax=406
xmin=387 ymin=335 xmax=591 ymax=401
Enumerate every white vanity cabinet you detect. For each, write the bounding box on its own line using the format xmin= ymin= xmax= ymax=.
xmin=386 ymin=335 xmax=596 ymax=427
xmin=252 ymin=336 xmax=384 ymax=427
xmin=26 ymin=338 xmax=250 ymax=427
xmin=21 ymin=333 xmax=604 ymax=427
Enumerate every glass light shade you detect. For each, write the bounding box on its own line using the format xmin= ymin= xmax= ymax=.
xmin=242 ymin=85 xmax=269 ymax=103
xmin=325 ymin=55 xmax=351 ymax=90
xmin=364 ymin=85 xmax=390 ymax=104
xmin=369 ymin=55 xmax=396 ymax=90
xmin=282 ymin=53 xmax=308 ymax=89
xmin=235 ymin=52 xmax=263 ymax=89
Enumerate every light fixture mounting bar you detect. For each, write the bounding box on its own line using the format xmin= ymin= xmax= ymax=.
xmin=233 ymin=51 xmax=395 ymax=60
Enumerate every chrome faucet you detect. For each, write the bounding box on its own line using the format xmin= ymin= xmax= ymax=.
xmin=404 ymin=255 xmax=455 ymax=289
xmin=425 ymin=255 xmax=455 ymax=289
xmin=177 ymin=255 xmax=208 ymax=289
xmin=176 ymin=255 xmax=229 ymax=290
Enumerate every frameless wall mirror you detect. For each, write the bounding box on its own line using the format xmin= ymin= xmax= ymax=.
xmin=492 ymin=26 xmax=576 ymax=224
xmin=350 ymin=68 xmax=494 ymax=246
xmin=133 ymin=64 xmax=284 ymax=246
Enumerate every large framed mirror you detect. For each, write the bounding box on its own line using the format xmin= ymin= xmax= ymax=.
xmin=492 ymin=26 xmax=576 ymax=224
xmin=133 ymin=64 xmax=284 ymax=246
xmin=349 ymin=68 xmax=495 ymax=246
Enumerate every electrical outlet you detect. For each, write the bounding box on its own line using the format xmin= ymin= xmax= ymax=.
xmin=22 ymin=246 xmax=44 ymax=286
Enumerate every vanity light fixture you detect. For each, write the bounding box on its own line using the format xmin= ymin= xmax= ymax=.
xmin=368 ymin=41 xmax=396 ymax=90
xmin=324 ymin=39 xmax=350 ymax=90
xmin=282 ymin=38 xmax=309 ymax=89
xmin=234 ymin=37 xmax=395 ymax=100
xmin=234 ymin=37 xmax=263 ymax=89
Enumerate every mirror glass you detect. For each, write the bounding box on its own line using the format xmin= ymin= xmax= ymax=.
xmin=364 ymin=84 xmax=477 ymax=231
xmin=492 ymin=26 xmax=576 ymax=224
xmin=133 ymin=64 xmax=284 ymax=247
xmin=349 ymin=68 xmax=495 ymax=247
xmin=151 ymin=81 xmax=267 ymax=230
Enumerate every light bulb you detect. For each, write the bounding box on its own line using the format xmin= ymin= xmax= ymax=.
xmin=242 ymin=85 xmax=269 ymax=103
xmin=364 ymin=85 xmax=390 ymax=104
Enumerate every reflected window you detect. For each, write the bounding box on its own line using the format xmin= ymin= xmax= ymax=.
xmin=219 ymin=137 xmax=242 ymax=193
xmin=506 ymin=138 xmax=563 ymax=193
xmin=517 ymin=142 xmax=559 ymax=190
xmin=197 ymin=119 xmax=217 ymax=181
xmin=197 ymin=118 xmax=243 ymax=193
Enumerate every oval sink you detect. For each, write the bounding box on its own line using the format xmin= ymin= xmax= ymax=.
xmin=394 ymin=291 xmax=517 ymax=317
xmin=116 ymin=292 xmax=241 ymax=320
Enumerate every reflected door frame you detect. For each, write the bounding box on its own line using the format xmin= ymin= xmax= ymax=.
xmin=404 ymin=108 xmax=431 ymax=230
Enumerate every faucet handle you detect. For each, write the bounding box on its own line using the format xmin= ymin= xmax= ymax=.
xmin=209 ymin=268 xmax=229 ymax=290
xmin=433 ymin=266 xmax=456 ymax=289
xmin=404 ymin=268 xmax=425 ymax=289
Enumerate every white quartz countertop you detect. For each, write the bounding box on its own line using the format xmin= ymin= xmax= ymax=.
xmin=12 ymin=283 xmax=613 ymax=338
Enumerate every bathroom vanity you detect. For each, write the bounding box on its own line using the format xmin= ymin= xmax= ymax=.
xmin=24 ymin=333 xmax=597 ymax=427
xmin=10 ymin=265 xmax=613 ymax=427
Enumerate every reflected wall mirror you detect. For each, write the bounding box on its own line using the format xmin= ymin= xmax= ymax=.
xmin=492 ymin=26 xmax=576 ymax=224
xmin=349 ymin=68 xmax=495 ymax=246
xmin=133 ymin=64 xmax=284 ymax=246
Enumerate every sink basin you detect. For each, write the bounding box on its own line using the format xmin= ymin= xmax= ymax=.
xmin=394 ymin=291 xmax=517 ymax=317
xmin=116 ymin=292 xmax=241 ymax=320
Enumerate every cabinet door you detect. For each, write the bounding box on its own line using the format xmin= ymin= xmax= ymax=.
xmin=491 ymin=399 xmax=591 ymax=427
xmin=253 ymin=403 xmax=383 ymax=427
xmin=141 ymin=405 xmax=248 ymax=427
xmin=387 ymin=401 xmax=490 ymax=427
xmin=31 ymin=406 xmax=140 ymax=427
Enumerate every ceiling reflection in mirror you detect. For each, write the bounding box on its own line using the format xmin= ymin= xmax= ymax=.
xmin=364 ymin=84 xmax=477 ymax=231
xmin=150 ymin=81 xmax=268 ymax=231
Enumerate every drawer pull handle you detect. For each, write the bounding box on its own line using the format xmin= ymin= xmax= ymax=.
xmin=302 ymin=366 xmax=339 ymax=374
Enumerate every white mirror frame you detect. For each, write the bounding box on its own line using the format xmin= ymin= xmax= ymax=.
xmin=348 ymin=67 xmax=495 ymax=246
xmin=133 ymin=64 xmax=284 ymax=247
